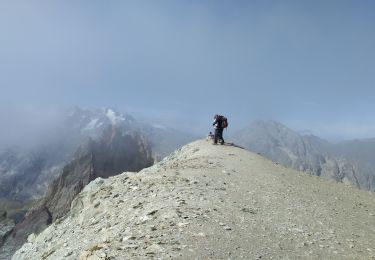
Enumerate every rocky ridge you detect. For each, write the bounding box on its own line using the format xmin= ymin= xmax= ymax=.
xmin=1 ymin=126 xmax=153 ymax=259
xmin=13 ymin=140 xmax=375 ymax=259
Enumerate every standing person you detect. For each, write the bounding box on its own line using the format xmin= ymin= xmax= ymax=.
xmin=212 ymin=114 xmax=228 ymax=145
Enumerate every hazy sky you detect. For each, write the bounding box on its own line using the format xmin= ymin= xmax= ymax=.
xmin=1 ymin=0 xmax=375 ymax=141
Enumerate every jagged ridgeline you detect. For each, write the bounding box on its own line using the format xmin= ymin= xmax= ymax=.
xmin=11 ymin=141 xmax=375 ymax=259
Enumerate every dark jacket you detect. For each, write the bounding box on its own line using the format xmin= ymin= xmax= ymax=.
xmin=213 ymin=116 xmax=224 ymax=129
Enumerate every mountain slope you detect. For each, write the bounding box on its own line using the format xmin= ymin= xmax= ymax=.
xmin=333 ymin=138 xmax=375 ymax=191
xmin=0 ymin=147 xmax=69 ymax=203
xmin=1 ymin=126 xmax=153 ymax=259
xmin=230 ymin=121 xmax=361 ymax=188
xmin=0 ymin=107 xmax=194 ymax=208
xmin=139 ymin=124 xmax=197 ymax=161
xmin=13 ymin=140 xmax=375 ymax=259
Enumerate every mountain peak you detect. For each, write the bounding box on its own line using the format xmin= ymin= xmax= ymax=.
xmin=250 ymin=119 xmax=289 ymax=128
xmin=13 ymin=140 xmax=375 ymax=259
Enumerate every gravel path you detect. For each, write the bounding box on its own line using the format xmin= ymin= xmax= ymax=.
xmin=12 ymin=140 xmax=375 ymax=259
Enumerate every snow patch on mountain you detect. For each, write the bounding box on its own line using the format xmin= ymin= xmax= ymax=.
xmin=81 ymin=119 xmax=99 ymax=132
xmin=105 ymin=109 xmax=125 ymax=125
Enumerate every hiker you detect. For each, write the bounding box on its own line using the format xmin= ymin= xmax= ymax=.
xmin=212 ymin=114 xmax=228 ymax=145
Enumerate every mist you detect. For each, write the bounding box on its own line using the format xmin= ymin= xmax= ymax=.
xmin=1 ymin=1 xmax=375 ymax=144
xmin=0 ymin=105 xmax=68 ymax=149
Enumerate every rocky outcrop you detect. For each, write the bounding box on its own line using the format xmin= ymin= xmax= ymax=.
xmin=0 ymin=126 xmax=153 ymax=259
xmin=320 ymin=158 xmax=360 ymax=186
xmin=1 ymin=207 xmax=51 ymax=258
xmin=12 ymin=140 xmax=375 ymax=259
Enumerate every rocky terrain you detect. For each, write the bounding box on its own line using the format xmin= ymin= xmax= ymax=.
xmin=12 ymin=140 xmax=375 ymax=259
xmin=0 ymin=125 xmax=154 ymax=259
xmin=230 ymin=120 xmax=366 ymax=190
xmin=0 ymin=211 xmax=14 ymax=248
xmin=0 ymin=106 xmax=196 ymax=259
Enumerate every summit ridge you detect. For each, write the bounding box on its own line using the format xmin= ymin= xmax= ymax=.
xmin=13 ymin=140 xmax=375 ymax=259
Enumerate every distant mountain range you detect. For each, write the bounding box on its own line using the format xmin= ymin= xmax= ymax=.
xmin=230 ymin=120 xmax=375 ymax=191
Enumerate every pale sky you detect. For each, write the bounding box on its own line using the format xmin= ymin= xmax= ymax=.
xmin=1 ymin=0 xmax=375 ymax=143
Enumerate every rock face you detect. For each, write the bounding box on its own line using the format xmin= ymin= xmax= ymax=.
xmin=0 ymin=207 xmax=51 ymax=258
xmin=43 ymin=125 xmax=154 ymax=222
xmin=12 ymin=140 xmax=375 ymax=259
xmin=231 ymin=120 xmax=361 ymax=189
xmin=0 ymin=211 xmax=14 ymax=248
xmin=0 ymin=126 xmax=153 ymax=259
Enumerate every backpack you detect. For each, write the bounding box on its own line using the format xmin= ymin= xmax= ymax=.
xmin=220 ymin=116 xmax=228 ymax=128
